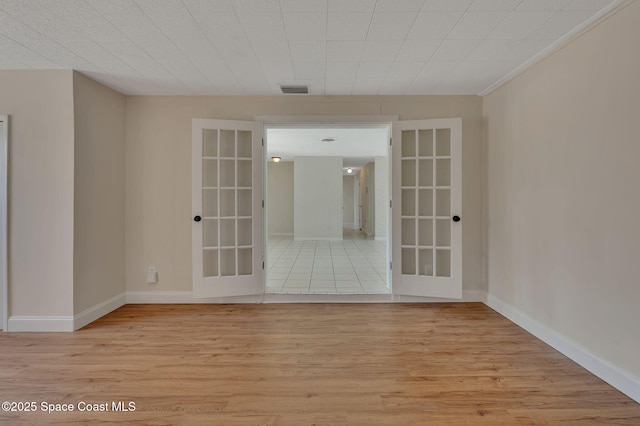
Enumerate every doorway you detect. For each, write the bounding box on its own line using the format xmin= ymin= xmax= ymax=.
xmin=191 ymin=116 xmax=462 ymax=301
xmin=263 ymin=125 xmax=391 ymax=295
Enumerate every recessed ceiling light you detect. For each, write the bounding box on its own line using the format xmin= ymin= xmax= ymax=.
xmin=347 ymin=168 xmax=353 ymax=174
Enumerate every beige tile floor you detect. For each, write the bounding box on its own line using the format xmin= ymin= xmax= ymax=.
xmin=266 ymin=228 xmax=389 ymax=294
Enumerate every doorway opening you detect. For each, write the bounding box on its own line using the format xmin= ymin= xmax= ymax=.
xmin=264 ymin=125 xmax=391 ymax=295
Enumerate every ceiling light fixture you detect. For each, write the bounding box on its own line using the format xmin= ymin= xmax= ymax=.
xmin=347 ymin=168 xmax=353 ymax=174
xmin=272 ymin=156 xmax=281 ymax=162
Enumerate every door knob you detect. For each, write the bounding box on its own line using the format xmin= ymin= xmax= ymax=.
xmin=452 ymin=215 xmax=461 ymax=222
xmin=193 ymin=215 xmax=201 ymax=222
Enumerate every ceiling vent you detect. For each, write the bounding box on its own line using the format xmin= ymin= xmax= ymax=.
xmin=280 ymin=84 xmax=309 ymax=94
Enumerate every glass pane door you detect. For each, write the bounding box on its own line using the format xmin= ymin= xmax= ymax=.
xmin=192 ymin=119 xmax=263 ymax=298
xmin=392 ymin=119 xmax=462 ymax=299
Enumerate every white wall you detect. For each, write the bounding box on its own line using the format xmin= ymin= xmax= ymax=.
xmin=267 ymin=161 xmax=294 ymax=235
xmin=294 ymin=157 xmax=342 ymax=240
xmin=374 ymin=156 xmax=388 ymax=240
xmin=73 ymin=71 xmax=126 ymax=315
xmin=343 ymin=175 xmax=356 ymax=228
xmin=0 ymin=70 xmax=75 ymax=321
xmin=484 ymin=0 xmax=640 ymax=381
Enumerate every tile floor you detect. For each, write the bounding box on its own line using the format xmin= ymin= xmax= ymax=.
xmin=266 ymin=228 xmax=389 ymax=294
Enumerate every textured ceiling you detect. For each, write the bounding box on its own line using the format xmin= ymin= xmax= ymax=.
xmin=266 ymin=126 xmax=389 ymax=171
xmin=0 ymin=0 xmax=621 ymax=96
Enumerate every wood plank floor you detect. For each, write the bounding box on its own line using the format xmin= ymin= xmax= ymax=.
xmin=1 ymin=303 xmax=638 ymax=425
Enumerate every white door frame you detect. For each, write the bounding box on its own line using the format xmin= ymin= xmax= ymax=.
xmin=258 ymin=115 xmax=397 ymax=293
xmin=0 ymin=115 xmax=8 ymax=330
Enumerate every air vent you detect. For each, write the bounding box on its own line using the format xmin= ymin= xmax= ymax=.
xmin=280 ymin=84 xmax=309 ymax=94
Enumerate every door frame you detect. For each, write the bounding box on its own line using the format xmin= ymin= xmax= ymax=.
xmin=257 ymin=115 xmax=397 ymax=294
xmin=0 ymin=115 xmax=8 ymax=330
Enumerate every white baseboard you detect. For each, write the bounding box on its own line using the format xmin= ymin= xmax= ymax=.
xmin=7 ymin=293 xmax=127 ymax=332
xmin=74 ymin=293 xmax=126 ymax=330
xmin=127 ymin=289 xmax=487 ymax=305
xmin=8 ymin=315 xmax=74 ymax=332
xmin=485 ymin=293 xmax=640 ymax=404
xmin=393 ymin=289 xmax=487 ymax=303
xmin=126 ymin=291 xmax=262 ymax=304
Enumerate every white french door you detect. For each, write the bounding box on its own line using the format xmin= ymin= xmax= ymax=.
xmin=192 ymin=119 xmax=263 ymax=298
xmin=392 ymin=118 xmax=462 ymax=299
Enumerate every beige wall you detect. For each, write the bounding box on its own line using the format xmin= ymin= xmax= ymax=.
xmin=72 ymin=72 xmax=126 ymax=314
xmin=125 ymin=95 xmax=484 ymax=292
xmin=267 ymin=161 xmax=293 ymax=235
xmin=294 ymin=157 xmax=343 ymax=240
xmin=358 ymin=162 xmax=375 ymax=236
xmin=484 ymin=1 xmax=640 ymax=378
xmin=343 ymin=175 xmax=356 ymax=228
xmin=0 ymin=70 xmax=75 ymax=317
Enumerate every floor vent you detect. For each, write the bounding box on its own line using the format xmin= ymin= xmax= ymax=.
xmin=280 ymin=84 xmax=309 ymax=94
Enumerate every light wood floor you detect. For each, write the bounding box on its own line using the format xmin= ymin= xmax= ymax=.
xmin=1 ymin=303 xmax=638 ymax=425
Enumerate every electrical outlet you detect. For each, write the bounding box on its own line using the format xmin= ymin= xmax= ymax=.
xmin=146 ymin=267 xmax=158 ymax=284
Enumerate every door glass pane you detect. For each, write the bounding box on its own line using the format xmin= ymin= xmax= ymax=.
xmin=237 ymin=189 xmax=252 ymax=216
xmin=203 ymin=219 xmax=218 ymax=247
xmin=402 ymin=248 xmax=416 ymax=275
xmin=237 ymin=131 xmax=252 ymax=158
xmin=220 ymin=249 xmax=236 ymax=276
xmin=418 ymin=129 xmax=433 ymax=156
xmin=238 ymin=218 xmax=252 ymax=246
xmin=237 ymin=160 xmax=252 ymax=187
xmin=203 ymin=159 xmax=217 ymax=187
xmin=435 ymin=189 xmax=450 ymax=216
xmin=418 ymin=189 xmax=433 ymax=216
xmin=220 ymin=160 xmax=235 ymax=187
xmin=203 ymin=249 xmax=218 ymax=277
xmin=436 ymin=249 xmax=450 ymax=277
xmin=401 ymin=189 xmax=415 ymax=216
xmin=436 ymin=159 xmax=450 ymax=186
xmin=418 ymin=249 xmax=433 ymax=276
xmin=418 ymin=159 xmax=433 ymax=186
xmin=401 ymin=130 xmax=415 ymax=157
xmin=220 ymin=130 xmax=235 ymax=157
xmin=436 ymin=129 xmax=450 ymax=156
xmin=435 ymin=219 xmax=451 ymax=247
xmin=220 ymin=189 xmax=235 ymax=217
xmin=238 ymin=248 xmax=252 ymax=275
xmin=402 ymin=219 xmax=415 ymax=245
xmin=418 ymin=219 xmax=433 ymax=246
xmin=402 ymin=160 xmax=416 ymax=186
xmin=203 ymin=189 xmax=218 ymax=217
xmin=203 ymin=129 xmax=218 ymax=157
xmin=220 ymin=219 xmax=235 ymax=246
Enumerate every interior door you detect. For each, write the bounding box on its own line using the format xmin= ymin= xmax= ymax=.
xmin=192 ymin=119 xmax=263 ymax=298
xmin=392 ymin=118 xmax=462 ymax=299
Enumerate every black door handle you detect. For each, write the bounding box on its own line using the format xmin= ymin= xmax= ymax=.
xmin=452 ymin=215 xmax=461 ymax=222
xmin=193 ymin=215 xmax=201 ymax=222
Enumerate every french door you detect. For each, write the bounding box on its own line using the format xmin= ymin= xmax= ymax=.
xmin=192 ymin=119 xmax=263 ymax=298
xmin=192 ymin=117 xmax=462 ymax=300
xmin=392 ymin=118 xmax=462 ymax=299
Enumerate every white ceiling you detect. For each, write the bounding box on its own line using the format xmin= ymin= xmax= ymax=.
xmin=266 ymin=126 xmax=389 ymax=172
xmin=0 ymin=0 xmax=620 ymax=96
